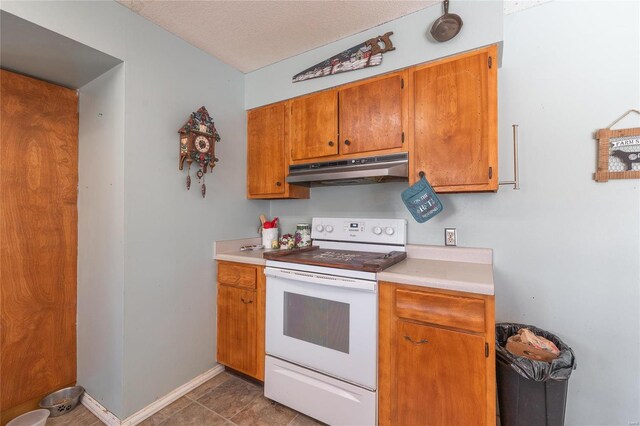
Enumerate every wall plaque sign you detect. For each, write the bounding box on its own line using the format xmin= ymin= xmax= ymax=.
xmin=594 ymin=109 xmax=640 ymax=182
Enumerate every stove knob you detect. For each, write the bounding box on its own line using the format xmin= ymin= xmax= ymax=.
xmin=385 ymin=227 xmax=395 ymax=235
xmin=316 ymin=225 xmax=324 ymax=232
xmin=325 ymin=225 xmax=334 ymax=233
xmin=373 ymin=226 xmax=383 ymax=235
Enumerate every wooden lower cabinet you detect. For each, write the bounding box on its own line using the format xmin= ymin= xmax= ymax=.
xmin=379 ymin=282 xmax=496 ymax=426
xmin=216 ymin=261 xmax=265 ymax=381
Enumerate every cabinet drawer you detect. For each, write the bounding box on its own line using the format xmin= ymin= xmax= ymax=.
xmin=218 ymin=262 xmax=257 ymax=289
xmin=395 ymin=289 xmax=485 ymax=333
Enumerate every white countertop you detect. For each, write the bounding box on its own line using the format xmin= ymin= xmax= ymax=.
xmin=214 ymin=239 xmax=494 ymax=295
xmin=376 ymin=258 xmax=494 ymax=295
xmin=214 ymin=237 xmax=271 ymax=266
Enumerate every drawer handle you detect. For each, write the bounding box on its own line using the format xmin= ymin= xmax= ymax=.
xmin=404 ymin=335 xmax=429 ymax=345
xmin=344 ymin=139 xmax=351 ymax=146
xmin=241 ymin=298 xmax=253 ymax=304
xmin=276 ymin=181 xmax=282 ymax=187
xmin=418 ymin=171 xmax=425 ymax=178
xmin=328 ymin=141 xmax=334 ymax=147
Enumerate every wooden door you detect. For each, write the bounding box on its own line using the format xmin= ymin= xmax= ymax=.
xmin=395 ymin=320 xmax=486 ymax=425
xmin=216 ymin=285 xmax=258 ymax=377
xmin=247 ymin=103 xmax=286 ymax=196
xmin=339 ymin=73 xmax=405 ymax=155
xmin=0 ymin=70 xmax=78 ymax=421
xmin=290 ymin=90 xmax=338 ymax=161
xmin=412 ymin=45 xmax=497 ymax=191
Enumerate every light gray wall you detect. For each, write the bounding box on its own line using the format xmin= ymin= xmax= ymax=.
xmin=245 ymin=0 xmax=503 ymax=109
xmin=0 ymin=10 xmax=122 ymax=89
xmin=1 ymin=0 xmax=267 ymax=419
xmin=77 ymin=64 xmax=126 ymax=415
xmin=117 ymin=9 xmax=265 ymax=416
xmin=268 ymin=1 xmax=640 ymax=424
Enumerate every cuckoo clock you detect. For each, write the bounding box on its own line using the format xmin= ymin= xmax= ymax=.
xmin=178 ymin=106 xmax=220 ymax=197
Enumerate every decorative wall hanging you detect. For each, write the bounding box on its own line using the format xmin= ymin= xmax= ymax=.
xmin=594 ymin=109 xmax=640 ymax=182
xmin=430 ymin=0 xmax=463 ymax=42
xmin=292 ymin=32 xmax=395 ymax=83
xmin=401 ymin=173 xmax=443 ymax=223
xmin=178 ymin=106 xmax=220 ymax=197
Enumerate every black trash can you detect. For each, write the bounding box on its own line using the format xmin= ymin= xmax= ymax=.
xmin=495 ymin=323 xmax=576 ymax=426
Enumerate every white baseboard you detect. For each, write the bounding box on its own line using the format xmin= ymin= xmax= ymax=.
xmin=81 ymin=364 xmax=226 ymax=426
xmin=82 ymin=393 xmax=122 ymax=426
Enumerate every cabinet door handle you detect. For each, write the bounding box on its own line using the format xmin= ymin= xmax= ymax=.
xmin=404 ymin=335 xmax=429 ymax=345
xmin=328 ymin=141 xmax=334 ymax=147
xmin=344 ymin=139 xmax=351 ymax=146
xmin=275 ymin=181 xmax=282 ymax=187
xmin=241 ymin=298 xmax=253 ymax=304
xmin=418 ymin=171 xmax=425 ymax=178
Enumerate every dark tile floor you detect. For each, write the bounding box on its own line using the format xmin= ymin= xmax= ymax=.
xmin=46 ymin=371 xmax=323 ymax=426
xmin=140 ymin=371 xmax=323 ymax=426
xmin=46 ymin=405 xmax=103 ymax=426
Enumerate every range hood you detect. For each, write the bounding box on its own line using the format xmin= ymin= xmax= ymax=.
xmin=286 ymin=153 xmax=408 ymax=187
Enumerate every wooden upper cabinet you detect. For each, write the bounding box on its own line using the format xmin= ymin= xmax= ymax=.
xmin=290 ymin=90 xmax=338 ymax=161
xmin=339 ymin=72 xmax=406 ymax=155
xmin=411 ymin=45 xmax=498 ymax=192
xmin=246 ymin=103 xmax=309 ymax=199
xmin=247 ymin=103 xmax=286 ymax=196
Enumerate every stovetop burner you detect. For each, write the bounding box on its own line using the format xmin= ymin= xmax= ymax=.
xmin=263 ymin=247 xmax=407 ymax=273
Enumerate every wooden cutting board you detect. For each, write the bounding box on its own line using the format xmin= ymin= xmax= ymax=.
xmin=263 ymin=247 xmax=407 ymax=272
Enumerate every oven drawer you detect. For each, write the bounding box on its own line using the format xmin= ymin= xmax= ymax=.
xmin=218 ymin=262 xmax=257 ymax=289
xmin=265 ymin=356 xmax=376 ymax=426
xmin=395 ymin=288 xmax=485 ymax=333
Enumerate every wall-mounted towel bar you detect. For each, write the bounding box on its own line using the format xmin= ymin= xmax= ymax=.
xmin=499 ymin=124 xmax=520 ymax=190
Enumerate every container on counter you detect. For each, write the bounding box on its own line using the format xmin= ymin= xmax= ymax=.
xmin=261 ymin=217 xmax=279 ymax=249
xmin=262 ymin=228 xmax=279 ymax=249
xmin=295 ymin=223 xmax=312 ymax=248
xmin=280 ymin=234 xmax=296 ymax=249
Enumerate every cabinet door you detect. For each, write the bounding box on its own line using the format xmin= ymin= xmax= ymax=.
xmin=339 ymin=73 xmax=404 ymax=155
xmin=396 ymin=320 xmax=486 ymax=425
xmin=247 ymin=103 xmax=286 ymax=195
xmin=412 ymin=46 xmax=497 ymax=191
xmin=217 ymin=284 xmax=258 ymax=376
xmin=290 ymin=90 xmax=338 ymax=161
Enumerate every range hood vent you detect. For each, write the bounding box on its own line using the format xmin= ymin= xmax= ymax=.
xmin=286 ymin=153 xmax=408 ymax=187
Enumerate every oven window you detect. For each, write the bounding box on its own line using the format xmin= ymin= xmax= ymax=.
xmin=283 ymin=292 xmax=350 ymax=354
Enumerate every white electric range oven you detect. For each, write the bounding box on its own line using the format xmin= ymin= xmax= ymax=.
xmin=264 ymin=217 xmax=407 ymax=426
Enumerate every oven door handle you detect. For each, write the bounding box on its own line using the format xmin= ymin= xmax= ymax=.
xmin=264 ymin=267 xmax=377 ymax=292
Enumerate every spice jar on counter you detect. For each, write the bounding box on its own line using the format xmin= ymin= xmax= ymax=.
xmin=295 ymin=223 xmax=312 ymax=248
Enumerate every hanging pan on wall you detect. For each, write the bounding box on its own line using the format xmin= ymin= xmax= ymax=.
xmin=430 ymin=0 xmax=463 ymax=42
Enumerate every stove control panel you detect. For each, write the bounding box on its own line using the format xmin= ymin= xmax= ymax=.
xmin=311 ymin=217 xmax=407 ymax=246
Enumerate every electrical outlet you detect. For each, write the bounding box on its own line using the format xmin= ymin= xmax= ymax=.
xmin=445 ymin=228 xmax=457 ymax=246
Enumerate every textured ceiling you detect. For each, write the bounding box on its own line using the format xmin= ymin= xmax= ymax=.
xmin=117 ymin=0 xmax=439 ymax=73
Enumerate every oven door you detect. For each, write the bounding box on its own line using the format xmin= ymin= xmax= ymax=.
xmin=265 ymin=267 xmax=377 ymax=390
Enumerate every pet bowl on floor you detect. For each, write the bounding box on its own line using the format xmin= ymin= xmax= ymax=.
xmin=6 ymin=409 xmax=49 ymax=426
xmin=39 ymin=386 xmax=85 ymax=417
